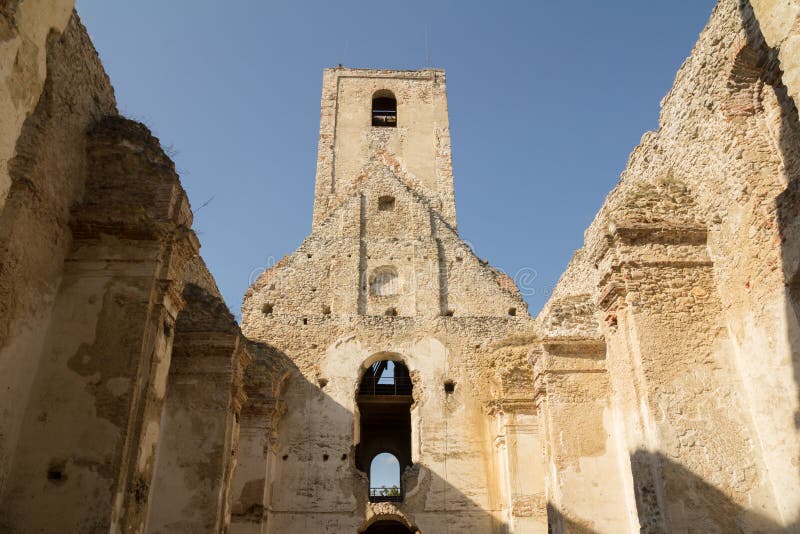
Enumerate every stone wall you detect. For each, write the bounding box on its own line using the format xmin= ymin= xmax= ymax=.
xmin=0 ymin=0 xmax=74 ymax=210
xmin=237 ymin=66 xmax=544 ymax=532
xmin=0 ymin=9 xmax=115 ymax=501
xmin=313 ymin=69 xmax=456 ymax=230
xmin=750 ymin=0 xmax=800 ymax=107
xmin=0 ymin=6 xmax=254 ymax=533
xmin=535 ymin=0 xmax=800 ymax=530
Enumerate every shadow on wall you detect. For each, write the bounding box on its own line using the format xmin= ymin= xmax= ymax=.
xmin=232 ymin=344 xmax=510 ymax=534
xmin=628 ymin=450 xmax=796 ymax=533
xmin=736 ymin=0 xmax=800 ymax=436
xmin=742 ymin=0 xmax=800 ymax=522
xmin=763 ymin=24 xmax=800 ymax=433
xmin=546 ymin=449 xmax=798 ymax=534
xmin=146 ymin=279 xmax=244 ymax=533
xmin=546 ymin=502 xmax=599 ymax=534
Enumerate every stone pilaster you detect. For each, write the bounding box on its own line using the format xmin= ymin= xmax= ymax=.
xmin=595 ymin=222 xmax=779 ymax=532
xmin=532 ymin=337 xmax=635 ymax=534
xmin=487 ymin=342 xmax=547 ymax=533
xmin=146 ymin=312 xmax=251 ymax=533
xmin=229 ymin=344 xmax=291 ymax=534
xmin=1 ymin=116 xmax=200 ymax=533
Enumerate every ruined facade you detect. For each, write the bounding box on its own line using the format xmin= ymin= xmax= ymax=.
xmin=233 ymin=68 xmax=539 ymax=533
xmin=2 ymin=1 xmax=800 ymax=533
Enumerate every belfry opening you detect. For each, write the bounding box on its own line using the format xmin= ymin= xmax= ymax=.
xmin=371 ymin=90 xmax=397 ymax=127
xmin=356 ymin=360 xmax=413 ymax=502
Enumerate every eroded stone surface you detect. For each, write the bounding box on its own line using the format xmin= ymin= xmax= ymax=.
xmin=2 ymin=1 xmax=800 ymax=533
xmin=237 ymin=67 xmax=542 ymax=533
xmin=536 ymin=1 xmax=800 ymax=531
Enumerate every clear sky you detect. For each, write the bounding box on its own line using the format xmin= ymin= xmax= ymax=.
xmin=75 ymin=1 xmax=717 ymax=319
xmin=370 ymin=453 xmax=400 ymax=491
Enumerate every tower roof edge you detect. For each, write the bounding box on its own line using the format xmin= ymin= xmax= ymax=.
xmin=323 ymin=66 xmax=446 ymax=76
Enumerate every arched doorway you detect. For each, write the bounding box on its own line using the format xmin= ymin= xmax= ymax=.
xmin=363 ymin=520 xmax=414 ymax=534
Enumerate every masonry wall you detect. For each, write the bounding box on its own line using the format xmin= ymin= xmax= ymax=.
xmin=535 ymin=1 xmax=800 ymax=530
xmin=0 ymin=0 xmax=75 ymax=211
xmin=0 ymin=10 xmax=116 ymax=501
xmin=312 ymin=69 xmax=456 ymax=230
xmin=237 ymin=67 xmax=544 ymax=533
xmin=0 ymin=6 xmax=252 ymax=533
xmin=147 ymin=282 xmax=250 ymax=534
xmin=750 ymin=0 xmax=800 ymax=108
xmin=236 ymin=315 xmax=542 ymax=533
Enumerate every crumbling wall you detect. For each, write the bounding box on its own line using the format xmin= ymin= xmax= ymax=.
xmin=536 ymin=0 xmax=800 ymax=530
xmin=229 ymin=342 xmax=291 ymax=533
xmin=240 ymin=89 xmax=539 ymax=528
xmin=0 ymin=9 xmax=251 ymax=534
xmin=235 ymin=316 xmax=539 ymax=533
xmin=239 ymin=78 xmax=540 ymax=529
xmin=4 ymin=2 xmax=800 ymax=533
xmin=0 ymin=9 xmax=115 ymax=500
xmin=749 ymin=0 xmax=800 ymax=107
xmin=0 ymin=110 xmax=203 ymax=532
xmin=0 ymin=0 xmax=75 ymax=210
xmin=147 ymin=280 xmax=250 ymax=534
xmin=533 ymin=338 xmax=634 ymax=534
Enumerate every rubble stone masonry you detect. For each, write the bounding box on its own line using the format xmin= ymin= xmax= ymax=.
xmin=1 ymin=1 xmax=800 ymax=533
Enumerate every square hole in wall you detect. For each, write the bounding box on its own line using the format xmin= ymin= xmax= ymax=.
xmin=378 ymin=195 xmax=395 ymax=211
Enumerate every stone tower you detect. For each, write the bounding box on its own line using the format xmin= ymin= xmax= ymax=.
xmin=312 ymin=68 xmax=456 ymax=231
xmin=236 ymin=68 xmax=541 ymax=533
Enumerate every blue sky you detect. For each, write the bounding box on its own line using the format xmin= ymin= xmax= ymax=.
xmin=75 ymin=1 xmax=717 ymax=318
xmin=370 ymin=452 xmax=400 ymax=490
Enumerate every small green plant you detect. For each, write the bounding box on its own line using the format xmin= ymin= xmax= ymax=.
xmin=377 ymin=485 xmax=401 ymax=497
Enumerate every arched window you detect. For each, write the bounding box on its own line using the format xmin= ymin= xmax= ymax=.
xmin=372 ymin=90 xmax=397 ymax=127
xmin=370 ymin=267 xmax=398 ymax=297
xmin=369 ymin=453 xmax=401 ymax=502
xmin=356 ymin=360 xmax=413 ymax=503
xmin=358 ymin=360 xmax=411 ymax=396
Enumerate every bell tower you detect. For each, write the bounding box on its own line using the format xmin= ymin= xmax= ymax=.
xmin=238 ymin=67 xmax=533 ymax=533
xmin=312 ymin=68 xmax=456 ymax=230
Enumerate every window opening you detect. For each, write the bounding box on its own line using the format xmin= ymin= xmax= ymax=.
xmin=356 ymin=360 xmax=413 ymax=503
xmin=369 ymin=453 xmax=401 ymax=502
xmin=359 ymin=360 xmax=412 ymax=396
xmin=372 ymin=91 xmax=397 ymax=127
xmin=378 ymin=195 xmax=396 ymax=211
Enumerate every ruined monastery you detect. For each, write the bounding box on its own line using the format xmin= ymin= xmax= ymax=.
xmin=3 ymin=0 xmax=800 ymax=532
